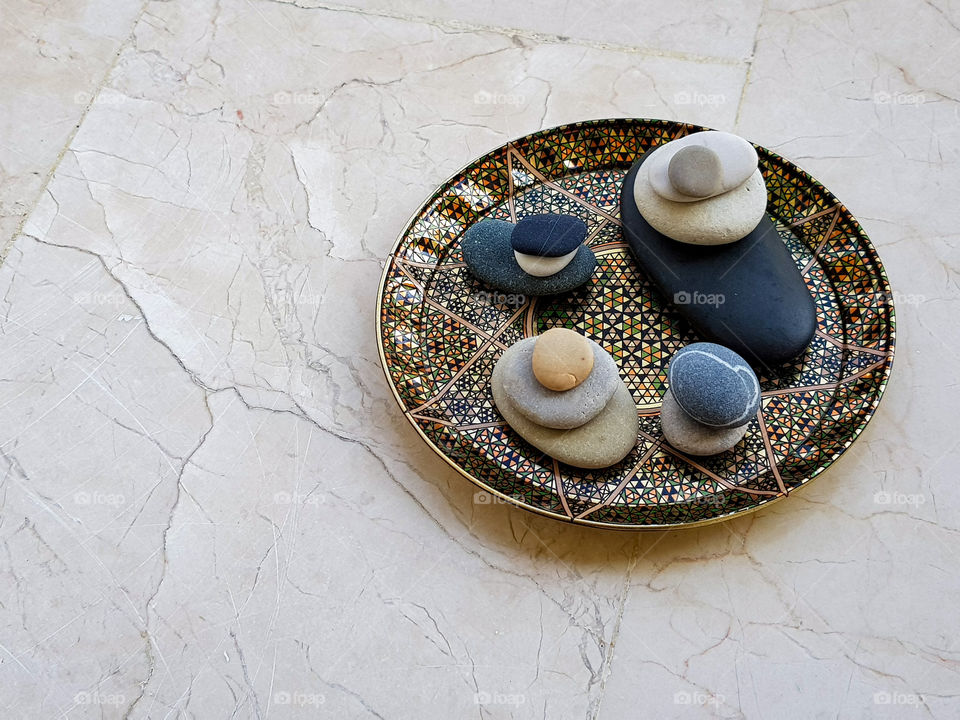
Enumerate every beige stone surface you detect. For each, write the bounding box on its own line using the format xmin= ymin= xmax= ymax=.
xmin=635 ymin=160 xmax=767 ymax=244
xmin=0 ymin=0 xmax=143 ymax=249
xmin=0 ymin=1 xmax=958 ymax=718
xmin=532 ymin=327 xmax=595 ymax=391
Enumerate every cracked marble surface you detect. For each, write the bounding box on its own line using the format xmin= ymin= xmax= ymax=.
xmin=0 ymin=0 xmax=958 ymax=717
xmin=0 ymin=0 xmax=142 ymax=252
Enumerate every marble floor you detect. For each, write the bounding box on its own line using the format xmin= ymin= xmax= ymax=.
xmin=1 ymin=0 xmax=958 ymax=718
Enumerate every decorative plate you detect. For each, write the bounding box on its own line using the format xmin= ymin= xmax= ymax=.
xmin=377 ymin=119 xmax=895 ymax=529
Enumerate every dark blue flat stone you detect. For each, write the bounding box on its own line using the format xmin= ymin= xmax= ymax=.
xmin=462 ymin=219 xmax=596 ymax=296
xmin=620 ymin=156 xmax=816 ymax=368
xmin=668 ymin=342 xmax=760 ymax=428
xmin=510 ymin=213 xmax=587 ymax=257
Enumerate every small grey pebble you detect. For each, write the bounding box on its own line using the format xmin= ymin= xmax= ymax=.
xmin=660 ymin=387 xmax=748 ymax=456
xmin=668 ymin=145 xmax=724 ymax=198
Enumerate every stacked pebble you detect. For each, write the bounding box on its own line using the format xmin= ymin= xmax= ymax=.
xmin=659 ymin=342 xmax=760 ymax=456
xmin=620 ymin=129 xmax=817 ymax=365
xmin=461 ymin=213 xmax=595 ymax=296
xmin=492 ymin=328 xmax=638 ymax=468
xmin=634 ymin=131 xmax=765 ymax=246
xmin=625 ymin=132 xmax=777 ymax=455
xmin=511 ymin=214 xmax=587 ymax=276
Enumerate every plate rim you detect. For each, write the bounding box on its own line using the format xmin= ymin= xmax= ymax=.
xmin=375 ymin=117 xmax=897 ymax=531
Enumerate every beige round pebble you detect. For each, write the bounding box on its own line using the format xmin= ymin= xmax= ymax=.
xmin=633 ymin=159 xmax=767 ymax=246
xmin=532 ymin=328 xmax=595 ymax=391
xmin=513 ymin=248 xmax=578 ymax=277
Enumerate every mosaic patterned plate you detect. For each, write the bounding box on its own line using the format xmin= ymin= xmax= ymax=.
xmin=377 ymin=119 xmax=895 ymax=529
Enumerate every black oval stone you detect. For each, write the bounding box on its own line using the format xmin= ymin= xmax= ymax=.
xmin=620 ymin=156 xmax=816 ymax=368
xmin=510 ymin=213 xmax=587 ymax=257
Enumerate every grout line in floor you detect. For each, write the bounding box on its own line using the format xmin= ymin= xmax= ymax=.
xmin=274 ymin=0 xmax=751 ymax=66
xmin=0 ymin=0 xmax=153 ymax=268
xmin=734 ymin=0 xmax=768 ymax=129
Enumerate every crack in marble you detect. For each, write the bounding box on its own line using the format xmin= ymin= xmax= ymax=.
xmin=259 ymin=0 xmax=749 ymax=65
xmin=0 ymin=0 xmax=152 ymax=265
xmin=2 ymin=0 xmax=957 ymax=714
